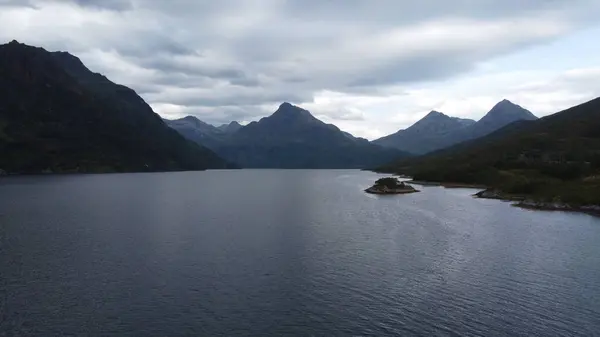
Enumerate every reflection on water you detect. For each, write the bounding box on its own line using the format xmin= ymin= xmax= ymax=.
xmin=1 ymin=170 xmax=599 ymax=336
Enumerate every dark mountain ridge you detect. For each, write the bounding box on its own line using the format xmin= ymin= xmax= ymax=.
xmin=468 ymin=99 xmax=537 ymax=138
xmin=218 ymin=121 xmax=243 ymax=133
xmin=373 ymin=100 xmax=537 ymax=154
xmin=0 ymin=40 xmax=233 ymax=174
xmin=374 ymin=110 xmax=475 ymax=154
xmin=164 ymin=116 xmax=232 ymax=152
xmin=376 ymin=97 xmax=600 ymax=206
xmin=169 ymin=102 xmax=410 ymax=169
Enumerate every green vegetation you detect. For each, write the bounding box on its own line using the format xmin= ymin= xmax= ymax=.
xmin=375 ymin=177 xmax=402 ymax=188
xmin=376 ymin=97 xmax=600 ymax=206
xmin=366 ymin=176 xmax=418 ymax=194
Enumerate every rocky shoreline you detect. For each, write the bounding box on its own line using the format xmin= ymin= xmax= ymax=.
xmin=365 ymin=177 xmax=420 ymax=195
xmin=474 ymin=188 xmax=600 ymax=217
xmin=407 ymin=180 xmax=487 ymax=189
xmin=368 ymin=174 xmax=600 ymax=217
xmin=365 ymin=185 xmax=419 ymax=194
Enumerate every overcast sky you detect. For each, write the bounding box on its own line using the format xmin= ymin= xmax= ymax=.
xmin=2 ymin=0 xmax=600 ymax=139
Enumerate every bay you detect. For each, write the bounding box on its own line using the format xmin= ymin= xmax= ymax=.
xmin=1 ymin=170 xmax=599 ymax=336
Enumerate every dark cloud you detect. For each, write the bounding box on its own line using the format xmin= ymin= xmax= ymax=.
xmin=0 ymin=0 xmax=132 ymax=10
xmin=147 ymin=86 xmax=309 ymax=108
xmin=72 ymin=0 xmax=132 ymax=10
xmin=1 ymin=0 xmax=599 ymax=128
xmin=0 ymin=0 xmax=35 ymax=7
xmin=115 ymin=37 xmax=197 ymax=57
xmin=280 ymin=0 xmax=590 ymax=24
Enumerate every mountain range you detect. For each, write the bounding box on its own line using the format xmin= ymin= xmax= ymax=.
xmin=0 ymin=40 xmax=233 ymax=174
xmin=2 ymin=37 xmax=597 ymax=198
xmin=163 ymin=116 xmax=239 ymax=151
xmin=376 ymin=96 xmax=600 ymax=206
xmin=373 ymin=99 xmax=538 ymax=154
xmin=168 ymin=103 xmax=409 ymax=168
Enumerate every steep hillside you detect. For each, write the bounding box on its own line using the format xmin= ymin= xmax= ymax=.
xmin=467 ymin=99 xmax=537 ymax=138
xmin=376 ymin=97 xmax=600 ymax=206
xmin=0 ymin=40 xmax=232 ymax=174
xmin=374 ymin=100 xmax=537 ymax=154
xmin=218 ymin=121 xmax=243 ymax=133
xmin=177 ymin=102 xmax=411 ymax=168
xmin=164 ymin=116 xmax=231 ymax=151
xmin=373 ymin=111 xmax=475 ymax=154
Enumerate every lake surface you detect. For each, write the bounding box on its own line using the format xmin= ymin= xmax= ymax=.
xmin=1 ymin=170 xmax=600 ymax=336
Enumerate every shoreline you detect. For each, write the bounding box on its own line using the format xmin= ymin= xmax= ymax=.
xmin=515 ymin=201 xmax=600 ymax=217
xmin=404 ymin=180 xmax=488 ymax=189
xmin=365 ymin=177 xmax=420 ymax=195
xmin=473 ymin=189 xmax=600 ymax=217
xmin=382 ymin=173 xmax=600 ymax=218
xmin=364 ymin=188 xmax=419 ymax=195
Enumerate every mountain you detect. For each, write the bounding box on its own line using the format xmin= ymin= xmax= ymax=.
xmin=376 ymin=97 xmax=600 ymax=206
xmin=467 ymin=99 xmax=537 ymax=138
xmin=0 ymin=40 xmax=233 ymax=174
xmin=172 ymin=102 xmax=410 ymax=168
xmin=218 ymin=121 xmax=243 ymax=133
xmin=373 ymin=111 xmax=475 ymax=154
xmin=164 ymin=116 xmax=231 ymax=151
xmin=374 ymin=100 xmax=537 ymax=154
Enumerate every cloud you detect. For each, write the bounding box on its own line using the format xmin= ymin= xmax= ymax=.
xmin=0 ymin=0 xmax=132 ymax=10
xmin=1 ymin=0 xmax=600 ymax=137
xmin=72 ymin=0 xmax=132 ymax=11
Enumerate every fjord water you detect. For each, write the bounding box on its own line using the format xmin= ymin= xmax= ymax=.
xmin=2 ymin=170 xmax=600 ymax=336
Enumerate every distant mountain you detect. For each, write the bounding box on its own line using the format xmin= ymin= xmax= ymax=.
xmin=373 ymin=111 xmax=475 ymax=154
xmin=218 ymin=121 xmax=243 ymax=133
xmin=467 ymin=99 xmax=537 ymax=138
xmin=376 ymin=97 xmax=600 ymax=206
xmin=374 ymin=100 xmax=537 ymax=154
xmin=164 ymin=116 xmax=231 ymax=151
xmin=0 ymin=40 xmax=233 ymax=174
xmin=171 ymin=102 xmax=410 ymax=168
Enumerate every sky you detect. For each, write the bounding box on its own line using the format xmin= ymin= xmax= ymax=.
xmin=1 ymin=0 xmax=600 ymax=140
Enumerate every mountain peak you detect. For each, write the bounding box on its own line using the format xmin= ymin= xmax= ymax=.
xmin=494 ymin=99 xmax=517 ymax=108
xmin=182 ymin=115 xmax=201 ymax=122
xmin=3 ymin=40 xmax=41 ymax=52
xmin=408 ymin=109 xmax=475 ymax=132
xmin=176 ymin=116 xmax=216 ymax=129
xmin=276 ymin=102 xmax=305 ymax=113
xmin=218 ymin=120 xmax=243 ymax=133
xmin=271 ymin=102 xmax=314 ymax=120
xmin=470 ymin=100 xmax=537 ymax=138
xmin=414 ymin=110 xmax=453 ymax=126
xmin=423 ymin=110 xmax=447 ymax=119
xmin=486 ymin=99 xmax=537 ymax=120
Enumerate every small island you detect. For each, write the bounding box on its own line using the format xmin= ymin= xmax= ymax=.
xmin=365 ymin=177 xmax=419 ymax=194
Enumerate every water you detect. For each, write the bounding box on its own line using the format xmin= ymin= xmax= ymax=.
xmin=1 ymin=170 xmax=600 ymax=336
